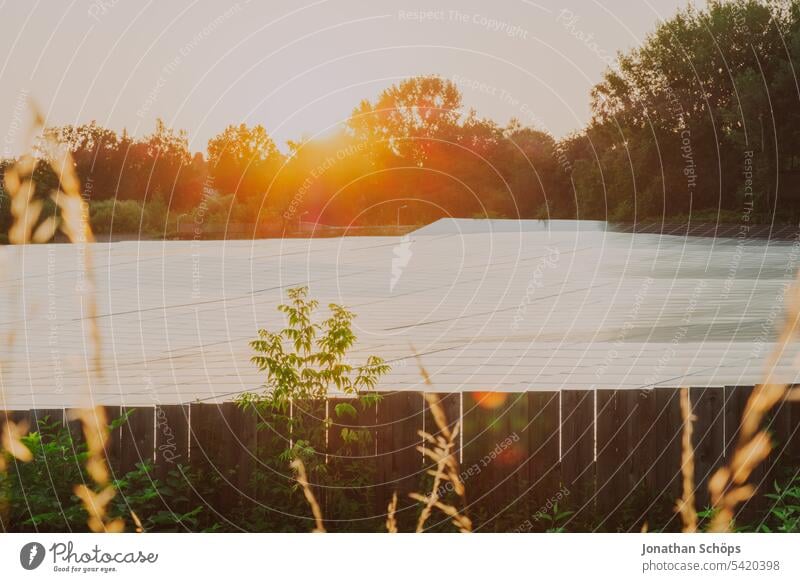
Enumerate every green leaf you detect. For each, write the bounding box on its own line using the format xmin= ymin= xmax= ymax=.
xmin=335 ymin=402 xmax=358 ymax=419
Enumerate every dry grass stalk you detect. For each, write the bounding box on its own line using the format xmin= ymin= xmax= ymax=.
xmin=675 ymin=388 xmax=697 ymax=533
xmin=4 ymin=156 xmax=41 ymax=245
xmin=411 ymin=389 xmax=471 ymax=533
xmin=3 ymin=103 xmax=118 ymax=532
xmin=4 ymin=103 xmax=101 ymax=369
xmin=74 ymin=483 xmax=123 ymax=533
xmin=290 ymin=458 xmax=326 ymax=532
xmin=69 ymin=407 xmax=123 ymax=532
xmin=1 ymin=419 xmax=33 ymax=464
xmin=131 ymin=510 xmax=144 ymax=533
xmin=0 ymin=146 xmax=39 ymax=518
xmin=707 ymin=272 xmax=800 ymax=532
xmin=408 ymin=354 xmax=471 ymax=532
xmin=69 ymin=407 xmax=111 ymax=485
xmin=43 ymin=125 xmax=101 ymax=373
xmin=386 ymin=492 xmax=398 ymax=533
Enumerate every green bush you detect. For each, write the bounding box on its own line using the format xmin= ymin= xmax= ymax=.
xmin=90 ymin=199 xmax=144 ymax=234
xmin=0 ymin=414 xmax=208 ymax=532
xmin=758 ymin=476 xmax=800 ymax=533
xmin=237 ymin=286 xmax=390 ymax=531
xmin=142 ymin=195 xmax=169 ymax=234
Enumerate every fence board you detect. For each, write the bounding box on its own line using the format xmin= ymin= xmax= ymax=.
xmin=293 ymin=399 xmax=327 ymax=453
xmin=326 ymin=396 xmax=379 ymax=530
xmin=223 ymin=402 xmax=258 ymax=501
xmin=327 ymin=397 xmax=378 ymax=457
xmin=422 ymin=392 xmax=463 ymax=468
xmin=205 ymin=402 xmax=255 ymax=517
xmin=119 ymin=407 xmax=154 ymax=475
xmin=692 ymin=387 xmax=725 ymax=513
xmin=653 ymin=388 xmax=683 ymax=531
xmin=65 ymin=408 xmax=84 ymax=446
xmin=62 ymin=407 xmax=119 ymax=463
xmin=751 ymin=387 xmax=800 ymax=523
xmin=422 ymin=392 xmax=460 ymax=450
xmin=292 ymin=398 xmax=327 ymax=519
xmin=595 ymin=390 xmax=639 ymax=530
xmin=723 ymin=386 xmax=762 ymax=523
xmin=102 ymin=405 xmax=122 ymax=475
xmin=772 ymin=390 xmax=800 ymax=468
xmin=627 ymin=389 xmax=659 ymax=532
xmin=527 ymin=391 xmax=560 ymax=532
xmin=6 ymin=410 xmax=30 ymax=426
xmin=150 ymin=404 xmax=190 ymax=524
xmin=561 ymin=390 xmax=594 ymax=528
xmin=461 ymin=392 xmax=528 ymax=529
xmin=421 ymin=391 xmax=462 ymax=519
xmin=724 ymin=386 xmax=753 ymax=458
xmin=246 ymin=401 xmax=294 ymax=528
xmin=376 ymin=391 xmax=423 ymax=531
xmin=154 ymin=404 xmax=189 ymax=478
xmin=788 ymin=391 xmax=800 ymax=465
xmin=189 ymin=402 xmax=234 ymax=525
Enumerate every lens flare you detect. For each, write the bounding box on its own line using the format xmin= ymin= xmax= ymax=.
xmin=471 ymin=392 xmax=507 ymax=409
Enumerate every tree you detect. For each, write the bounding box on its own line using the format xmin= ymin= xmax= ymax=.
xmin=566 ymin=0 xmax=800 ymax=222
xmin=207 ymin=123 xmax=282 ymax=201
xmin=40 ymin=120 xmax=202 ymax=212
xmin=43 ymin=122 xmax=123 ymax=201
xmin=242 ymin=286 xmax=388 ymax=412
xmin=336 ymin=76 xmax=573 ymax=223
xmin=492 ymin=121 xmax=568 ymax=218
xmin=237 ymin=287 xmax=390 ymax=530
xmin=142 ymin=119 xmax=200 ymax=211
xmin=349 ymin=75 xmax=462 ymax=167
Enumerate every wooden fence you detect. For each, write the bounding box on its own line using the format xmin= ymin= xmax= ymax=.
xmin=4 ymin=387 xmax=800 ymax=532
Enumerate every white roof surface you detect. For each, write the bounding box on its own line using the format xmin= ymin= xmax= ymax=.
xmin=2 ymin=219 xmax=798 ymax=408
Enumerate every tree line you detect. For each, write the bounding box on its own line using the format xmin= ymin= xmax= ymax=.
xmin=2 ymin=0 xmax=799 ymax=238
xmin=561 ymin=0 xmax=800 ymax=223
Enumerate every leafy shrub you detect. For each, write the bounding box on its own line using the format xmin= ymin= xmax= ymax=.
xmin=90 ymin=199 xmax=143 ymax=234
xmin=237 ymin=286 xmax=390 ymax=531
xmin=759 ymin=476 xmax=800 ymax=533
xmin=0 ymin=415 xmax=208 ymax=532
xmin=610 ymin=198 xmax=635 ymax=222
xmin=142 ymin=195 xmax=168 ymax=234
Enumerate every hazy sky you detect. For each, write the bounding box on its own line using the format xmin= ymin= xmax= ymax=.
xmin=0 ymin=0 xmax=697 ymax=156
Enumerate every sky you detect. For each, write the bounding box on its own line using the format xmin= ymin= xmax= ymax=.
xmin=0 ymin=0 xmax=698 ymax=156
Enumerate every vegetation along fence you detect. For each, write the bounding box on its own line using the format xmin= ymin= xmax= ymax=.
xmin=3 ymin=387 xmax=800 ymax=532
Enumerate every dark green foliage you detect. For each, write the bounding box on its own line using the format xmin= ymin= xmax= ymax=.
xmin=237 ymin=286 xmax=390 ymax=532
xmin=565 ymin=0 xmax=800 ymax=223
xmin=0 ymin=417 xmax=209 ymax=532
xmin=758 ymin=475 xmax=800 ymax=532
